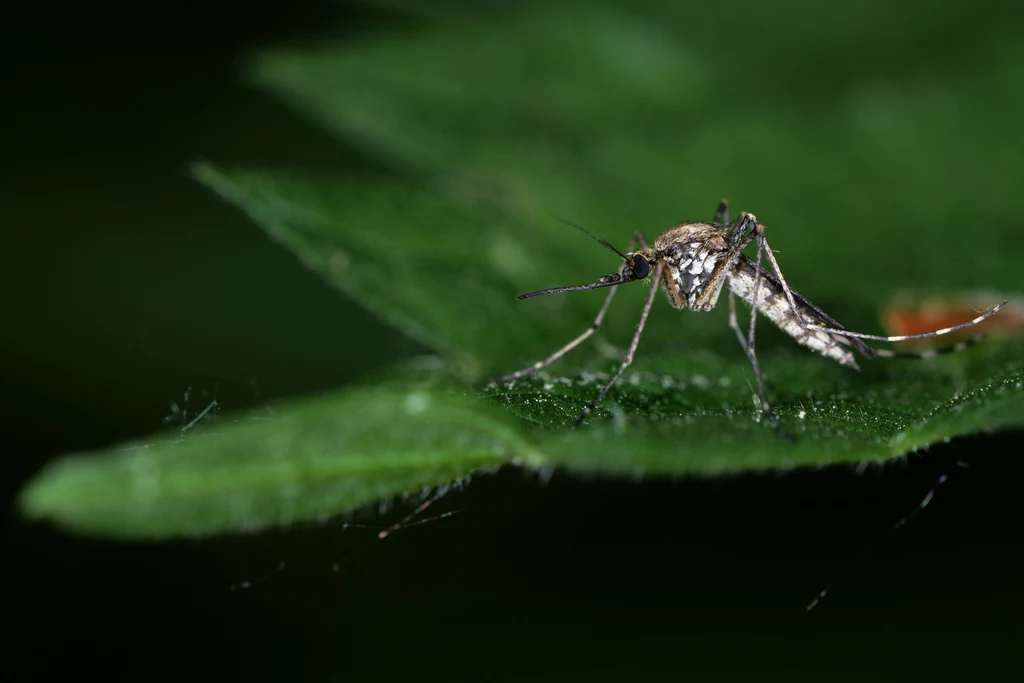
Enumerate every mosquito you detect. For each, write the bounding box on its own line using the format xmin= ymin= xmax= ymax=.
xmin=497 ymin=200 xmax=1006 ymax=434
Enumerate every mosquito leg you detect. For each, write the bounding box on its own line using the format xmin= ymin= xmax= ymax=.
xmin=727 ymin=249 xmax=773 ymax=421
xmin=754 ymin=225 xmax=808 ymax=330
xmin=633 ymin=231 xmax=651 ymax=251
xmin=494 ymin=284 xmax=620 ymax=383
xmin=494 ymin=238 xmax=643 ymax=384
xmin=747 ymin=227 xmax=793 ymax=419
xmin=727 ymin=291 xmax=752 ymax=357
xmin=727 ymin=292 xmax=766 ymax=412
xmin=574 ymin=261 xmax=664 ymax=428
xmin=726 ymin=215 xmax=791 ymax=291
xmin=752 ymin=219 xmax=1007 ymax=354
xmin=747 ymin=224 xmax=765 ymax=352
xmin=729 ymin=294 xmax=794 ymax=440
xmin=737 ymin=235 xmax=774 ymax=417
xmin=727 ymin=211 xmax=758 ymax=250
xmin=713 ymin=198 xmax=730 ymax=225
xmin=801 ymin=302 xmax=1006 ymax=344
xmin=719 ymin=214 xmax=795 ymax=437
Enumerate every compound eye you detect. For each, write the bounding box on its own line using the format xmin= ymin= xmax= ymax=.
xmin=632 ymin=255 xmax=651 ymax=279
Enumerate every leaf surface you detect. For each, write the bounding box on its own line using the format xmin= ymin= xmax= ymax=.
xmin=21 ymin=0 xmax=1024 ymax=538
xmin=20 ymin=386 xmax=534 ymax=538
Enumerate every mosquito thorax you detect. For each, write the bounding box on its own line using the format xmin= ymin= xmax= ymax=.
xmin=652 ymin=222 xmax=728 ymax=253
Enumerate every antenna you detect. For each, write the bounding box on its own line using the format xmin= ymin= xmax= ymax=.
xmin=553 ymin=216 xmax=631 ymax=263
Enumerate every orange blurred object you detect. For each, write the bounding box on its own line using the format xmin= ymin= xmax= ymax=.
xmin=882 ymin=292 xmax=1024 ymax=346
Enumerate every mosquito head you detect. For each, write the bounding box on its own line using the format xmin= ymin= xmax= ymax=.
xmin=630 ymin=252 xmax=652 ymax=279
xmin=516 ymin=252 xmax=654 ymax=300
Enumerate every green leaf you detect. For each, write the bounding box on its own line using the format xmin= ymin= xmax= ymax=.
xmin=191 ymin=163 xmax=598 ymax=376
xmin=21 ymin=1 xmax=1024 ymax=539
xmin=197 ymin=2 xmax=1024 ymax=475
xmin=494 ymin=345 xmax=1024 ymax=475
xmin=193 ymin=159 xmax=1024 ymax=459
xmin=19 ymin=385 xmax=536 ymax=538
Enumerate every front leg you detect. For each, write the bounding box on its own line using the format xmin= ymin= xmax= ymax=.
xmin=574 ymin=261 xmax=664 ymax=427
xmin=494 ymin=236 xmax=640 ymax=383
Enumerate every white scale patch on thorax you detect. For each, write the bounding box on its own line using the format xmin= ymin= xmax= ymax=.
xmin=675 ymin=242 xmax=728 ymax=308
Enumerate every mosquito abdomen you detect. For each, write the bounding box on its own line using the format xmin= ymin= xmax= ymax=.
xmin=727 ymin=257 xmax=860 ymax=369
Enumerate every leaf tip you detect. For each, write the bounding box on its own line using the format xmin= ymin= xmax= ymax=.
xmin=16 ymin=461 xmax=67 ymax=524
xmin=189 ymin=158 xmax=219 ymax=185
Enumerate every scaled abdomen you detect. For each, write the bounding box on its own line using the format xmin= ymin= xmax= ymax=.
xmin=726 ymin=256 xmax=869 ymax=368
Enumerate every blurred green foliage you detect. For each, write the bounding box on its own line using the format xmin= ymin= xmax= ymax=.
xmin=21 ymin=385 xmax=531 ymax=538
xmin=19 ymin=0 xmax=1024 ymax=538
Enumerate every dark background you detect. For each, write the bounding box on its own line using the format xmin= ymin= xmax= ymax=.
xmin=4 ymin=1 xmax=1021 ymax=679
